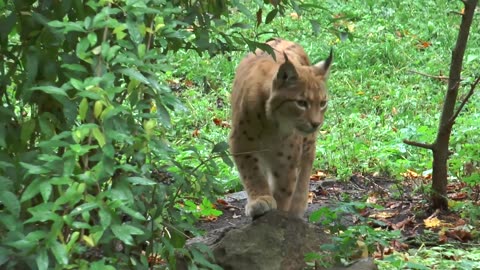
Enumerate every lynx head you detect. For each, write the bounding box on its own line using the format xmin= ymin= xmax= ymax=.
xmin=266 ymin=50 xmax=333 ymax=135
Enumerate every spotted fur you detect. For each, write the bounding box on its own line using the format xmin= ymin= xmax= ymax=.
xmin=229 ymin=39 xmax=333 ymax=218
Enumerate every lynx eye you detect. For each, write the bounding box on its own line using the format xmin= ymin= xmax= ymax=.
xmin=320 ymin=100 xmax=328 ymax=108
xmin=296 ymin=100 xmax=309 ymax=109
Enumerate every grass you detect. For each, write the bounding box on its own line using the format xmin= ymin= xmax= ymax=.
xmin=162 ymin=0 xmax=480 ymax=268
xmin=166 ymin=0 xmax=480 ymax=181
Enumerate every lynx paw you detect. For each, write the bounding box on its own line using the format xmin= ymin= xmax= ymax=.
xmin=245 ymin=196 xmax=277 ymax=218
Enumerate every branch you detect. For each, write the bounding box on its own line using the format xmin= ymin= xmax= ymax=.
xmin=403 ymin=139 xmax=434 ymax=150
xmin=409 ymin=70 xmax=450 ymax=81
xmin=448 ymin=75 xmax=480 ymax=125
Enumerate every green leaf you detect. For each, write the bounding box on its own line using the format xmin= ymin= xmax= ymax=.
xmin=126 ymin=176 xmax=157 ymax=186
xmin=220 ymin=152 xmax=234 ymax=167
xmin=36 ymin=249 xmax=49 ymax=270
xmin=99 ymin=209 xmax=112 ymax=229
xmin=40 ymin=182 xmax=52 ymax=202
xmin=0 ymin=213 xmax=19 ymax=231
xmin=66 ymin=231 xmax=80 ymax=252
xmin=119 ymin=68 xmax=151 ymax=86
xmin=120 ymin=205 xmax=146 ymax=221
xmin=111 ymin=224 xmax=144 ymax=245
xmin=79 ymin=98 xmax=88 ymax=121
xmin=70 ymin=202 xmax=98 ymax=216
xmin=87 ymin=32 xmax=98 ymax=46
xmin=0 ymin=191 xmax=20 ymax=217
xmin=30 ymin=86 xmax=68 ymax=97
xmin=51 ymin=241 xmax=68 ymax=265
xmin=0 ymin=246 xmax=10 ymax=266
xmin=232 ymin=0 xmax=252 ymax=17
xmin=212 ymin=141 xmax=229 ymax=153
xmin=20 ymin=162 xmax=51 ymax=176
xmin=230 ymin=22 xmax=251 ymax=29
xmin=191 ymin=247 xmax=223 ymax=270
xmin=265 ymin=9 xmax=278 ymax=24
xmin=20 ymin=179 xmax=43 ymax=202
xmin=21 ymin=119 xmax=36 ymax=145
xmin=310 ymin=19 xmax=321 ymax=35
xmin=156 ymin=102 xmax=171 ymax=127
xmin=92 ymin=127 xmax=106 ymax=147
xmin=89 ymin=260 xmax=116 ymax=270
xmin=61 ymin=63 xmax=88 ymax=73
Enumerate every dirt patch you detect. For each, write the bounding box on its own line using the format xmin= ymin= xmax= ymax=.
xmin=197 ymin=174 xmax=470 ymax=251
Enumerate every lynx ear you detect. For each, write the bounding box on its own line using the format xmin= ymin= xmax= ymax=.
xmin=313 ymin=48 xmax=333 ymax=78
xmin=275 ymin=52 xmax=298 ymax=86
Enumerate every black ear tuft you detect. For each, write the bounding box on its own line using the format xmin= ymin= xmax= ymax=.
xmin=283 ymin=52 xmax=290 ymax=63
xmin=324 ymin=48 xmax=333 ymax=70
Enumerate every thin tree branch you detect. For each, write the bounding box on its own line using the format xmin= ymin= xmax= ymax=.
xmin=409 ymin=70 xmax=450 ymax=81
xmin=448 ymin=75 xmax=480 ymax=125
xmin=403 ymin=139 xmax=434 ymax=150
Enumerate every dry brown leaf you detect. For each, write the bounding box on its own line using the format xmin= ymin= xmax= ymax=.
xmin=370 ymin=211 xmax=396 ymax=219
xmin=392 ymin=216 xmax=414 ymax=230
xmin=402 ymin=169 xmax=419 ymax=179
xmin=307 ymin=192 xmax=315 ymax=204
xmin=310 ymin=170 xmax=327 ymax=181
xmin=446 ymin=229 xmax=472 ymax=242
xmin=216 ymin=198 xmax=228 ymax=206
xmin=449 ymin=192 xmax=467 ymax=200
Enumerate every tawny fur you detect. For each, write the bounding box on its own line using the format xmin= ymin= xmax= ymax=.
xmin=229 ymin=38 xmax=332 ymax=218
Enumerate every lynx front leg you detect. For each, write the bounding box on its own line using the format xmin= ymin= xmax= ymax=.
xmin=233 ymin=153 xmax=276 ymax=218
xmin=289 ymin=138 xmax=316 ymax=217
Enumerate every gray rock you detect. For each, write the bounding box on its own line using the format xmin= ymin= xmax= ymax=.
xmin=178 ymin=210 xmax=377 ymax=270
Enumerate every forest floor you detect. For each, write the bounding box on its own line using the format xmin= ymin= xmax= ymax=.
xmin=196 ymin=175 xmax=474 ymax=264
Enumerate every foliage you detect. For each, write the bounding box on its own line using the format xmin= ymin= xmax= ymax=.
xmin=309 ymin=203 xmax=399 ymax=265
xmin=378 ymin=245 xmax=480 ymax=270
xmin=0 ymin=0 xmax=308 ymax=268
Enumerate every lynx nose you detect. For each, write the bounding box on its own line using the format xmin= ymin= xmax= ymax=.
xmin=311 ymin=122 xmax=321 ymax=129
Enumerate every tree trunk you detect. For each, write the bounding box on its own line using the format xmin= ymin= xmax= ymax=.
xmin=430 ymin=0 xmax=478 ymax=209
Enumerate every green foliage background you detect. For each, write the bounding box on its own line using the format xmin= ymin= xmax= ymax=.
xmin=0 ymin=0 xmax=300 ymax=268
xmin=1 ymin=0 xmax=479 ymax=269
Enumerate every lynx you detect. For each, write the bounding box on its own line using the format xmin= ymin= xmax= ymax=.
xmin=229 ymin=38 xmax=332 ymax=218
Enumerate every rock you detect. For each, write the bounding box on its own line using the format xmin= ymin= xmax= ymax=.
xmin=177 ymin=210 xmax=377 ymax=270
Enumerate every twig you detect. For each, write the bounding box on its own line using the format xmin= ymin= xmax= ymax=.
xmin=448 ymin=11 xmax=465 ymax=16
xmin=409 ymin=70 xmax=450 ymax=81
xmin=448 ymin=75 xmax=480 ymax=126
xmin=403 ymin=139 xmax=434 ymax=150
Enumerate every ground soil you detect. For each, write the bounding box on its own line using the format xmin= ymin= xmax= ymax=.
xmin=195 ymin=174 xmax=470 ymax=252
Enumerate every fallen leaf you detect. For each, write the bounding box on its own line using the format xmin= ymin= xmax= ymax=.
xmin=201 ymin=216 xmax=218 ymax=222
xmin=192 ymin=129 xmax=200 ymax=137
xmin=446 ymin=229 xmax=472 ymax=242
xmin=216 ymin=198 xmax=228 ymax=206
xmin=439 ymin=230 xmax=448 ymax=244
xmin=416 ymin=40 xmax=431 ymax=49
xmin=402 ymin=169 xmax=419 ymax=179
xmin=310 ymin=170 xmax=327 ymax=181
xmin=448 ymin=192 xmax=467 ymax=200
xmin=290 ymin=12 xmax=299 ymax=19
xmin=424 ymin=217 xmax=442 ymax=228
xmin=307 ymin=192 xmax=315 ymax=204
xmin=366 ymin=193 xmax=378 ymax=204
xmin=370 ymin=211 xmax=396 ymax=219
xmin=392 ymin=216 xmax=414 ymax=230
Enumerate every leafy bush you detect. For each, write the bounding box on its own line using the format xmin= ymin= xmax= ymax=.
xmin=0 ymin=0 xmax=305 ymax=268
